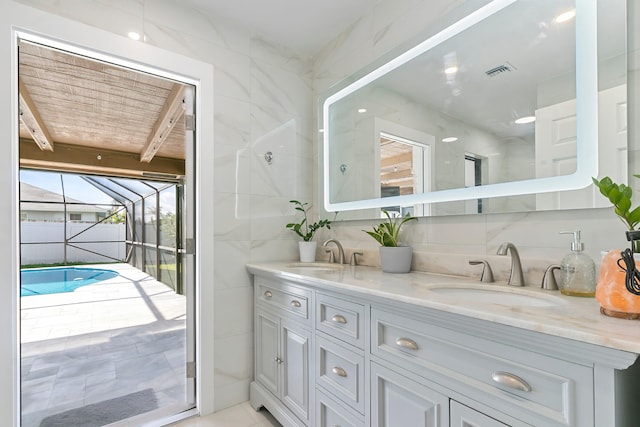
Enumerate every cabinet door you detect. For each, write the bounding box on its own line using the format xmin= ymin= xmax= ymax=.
xmin=450 ymin=401 xmax=509 ymax=427
xmin=371 ymin=362 xmax=448 ymax=427
xmin=281 ymin=318 xmax=310 ymax=423
xmin=255 ymin=309 xmax=279 ymax=396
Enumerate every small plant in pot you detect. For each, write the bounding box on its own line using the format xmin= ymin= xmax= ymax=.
xmin=363 ymin=209 xmax=417 ymax=273
xmin=286 ymin=200 xmax=331 ymax=262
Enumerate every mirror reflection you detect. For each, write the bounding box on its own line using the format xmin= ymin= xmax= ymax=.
xmin=324 ymin=0 xmax=627 ymax=217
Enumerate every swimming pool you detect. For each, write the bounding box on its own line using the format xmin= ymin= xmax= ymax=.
xmin=20 ymin=267 xmax=119 ymax=297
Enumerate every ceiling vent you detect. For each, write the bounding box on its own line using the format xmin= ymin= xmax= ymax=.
xmin=485 ymin=62 xmax=516 ymax=77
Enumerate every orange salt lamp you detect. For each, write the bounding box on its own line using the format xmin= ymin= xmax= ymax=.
xmin=596 ymin=250 xmax=640 ymax=319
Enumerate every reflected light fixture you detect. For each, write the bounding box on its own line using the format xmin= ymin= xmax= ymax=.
xmin=127 ymin=31 xmax=141 ymax=41
xmin=515 ymin=116 xmax=536 ymax=124
xmin=358 ymin=108 xmax=367 ymax=113
xmin=444 ymin=66 xmax=458 ymax=74
xmin=442 ymin=136 xmax=458 ymax=143
xmin=555 ymin=9 xmax=576 ymax=23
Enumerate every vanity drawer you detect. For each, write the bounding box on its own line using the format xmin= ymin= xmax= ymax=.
xmin=316 ymin=334 xmax=365 ymax=414
xmin=371 ymin=308 xmax=592 ymax=426
xmin=316 ymin=293 xmax=365 ymax=349
xmin=316 ymin=388 xmax=364 ymax=427
xmin=255 ymin=278 xmax=311 ymax=322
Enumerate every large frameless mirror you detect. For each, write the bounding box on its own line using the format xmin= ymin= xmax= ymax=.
xmin=322 ymin=0 xmax=627 ymax=218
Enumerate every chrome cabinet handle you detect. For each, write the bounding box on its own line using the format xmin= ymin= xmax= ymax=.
xmin=275 ymin=357 xmax=283 ymax=364
xmin=264 ymin=290 xmax=272 ymax=298
xmin=491 ymin=371 xmax=532 ymax=392
xmin=332 ymin=366 xmax=347 ymax=377
xmin=331 ymin=314 xmax=347 ymax=324
xmin=290 ymin=300 xmax=302 ymax=308
xmin=395 ymin=337 xmax=419 ymax=350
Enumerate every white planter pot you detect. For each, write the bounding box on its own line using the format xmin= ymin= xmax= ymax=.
xmin=298 ymin=241 xmax=317 ymax=263
xmin=379 ymin=246 xmax=413 ymax=273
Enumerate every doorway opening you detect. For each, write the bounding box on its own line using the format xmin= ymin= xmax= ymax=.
xmin=18 ymin=38 xmax=196 ymax=426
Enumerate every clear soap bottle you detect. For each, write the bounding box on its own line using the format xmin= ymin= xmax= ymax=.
xmin=559 ymin=231 xmax=596 ymax=297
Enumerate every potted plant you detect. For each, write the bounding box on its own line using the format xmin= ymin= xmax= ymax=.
xmin=286 ymin=200 xmax=332 ymax=262
xmin=592 ymin=176 xmax=640 ymax=318
xmin=363 ymin=209 xmax=417 ymax=273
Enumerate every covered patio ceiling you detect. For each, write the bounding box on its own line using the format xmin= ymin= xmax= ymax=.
xmin=18 ymin=40 xmax=187 ymax=181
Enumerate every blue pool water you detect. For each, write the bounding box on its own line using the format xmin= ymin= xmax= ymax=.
xmin=20 ymin=267 xmax=119 ymax=297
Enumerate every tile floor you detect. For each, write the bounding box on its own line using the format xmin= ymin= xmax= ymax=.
xmin=21 ymin=263 xmax=189 ymax=427
xmin=171 ymin=402 xmax=281 ymax=427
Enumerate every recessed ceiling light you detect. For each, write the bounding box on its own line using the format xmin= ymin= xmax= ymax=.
xmin=515 ymin=116 xmax=536 ymax=124
xmin=358 ymin=108 xmax=367 ymax=113
xmin=127 ymin=31 xmax=141 ymax=41
xmin=442 ymin=136 xmax=458 ymax=143
xmin=555 ymin=9 xmax=576 ymax=24
xmin=444 ymin=66 xmax=458 ymax=75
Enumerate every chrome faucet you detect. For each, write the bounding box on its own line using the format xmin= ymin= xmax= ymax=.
xmin=496 ymin=242 xmax=525 ymax=286
xmin=323 ymin=239 xmax=345 ymax=264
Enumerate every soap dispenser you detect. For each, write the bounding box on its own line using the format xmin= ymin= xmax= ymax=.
xmin=558 ymin=231 xmax=596 ymax=296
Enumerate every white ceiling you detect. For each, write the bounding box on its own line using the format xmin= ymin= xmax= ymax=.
xmin=181 ymin=0 xmax=376 ymax=56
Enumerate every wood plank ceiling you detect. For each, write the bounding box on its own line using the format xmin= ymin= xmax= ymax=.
xmin=18 ymin=40 xmax=187 ymax=180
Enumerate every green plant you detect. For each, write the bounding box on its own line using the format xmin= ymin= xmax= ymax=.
xmin=592 ymin=176 xmax=640 ymax=231
xmin=286 ymin=200 xmax=331 ymax=242
xmin=363 ymin=209 xmax=417 ymax=247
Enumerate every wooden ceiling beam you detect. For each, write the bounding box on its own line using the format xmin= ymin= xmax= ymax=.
xmin=20 ymin=138 xmax=184 ymax=180
xmin=18 ymin=79 xmax=54 ymax=152
xmin=380 ymin=152 xmax=412 ymax=168
xmin=140 ymin=83 xmax=186 ymax=163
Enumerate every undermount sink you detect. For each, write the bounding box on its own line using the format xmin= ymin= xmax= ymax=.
xmin=286 ymin=262 xmax=344 ymax=272
xmin=428 ymin=285 xmax=561 ymax=307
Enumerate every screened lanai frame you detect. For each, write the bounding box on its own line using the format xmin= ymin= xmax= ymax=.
xmin=19 ymin=171 xmax=184 ymax=294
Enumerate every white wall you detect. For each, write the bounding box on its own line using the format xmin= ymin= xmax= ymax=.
xmin=20 ymin=222 xmax=126 ymax=265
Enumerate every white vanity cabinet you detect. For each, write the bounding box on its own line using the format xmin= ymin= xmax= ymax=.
xmin=248 ymin=265 xmax=640 ymax=427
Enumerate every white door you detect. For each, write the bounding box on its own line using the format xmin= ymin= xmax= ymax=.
xmin=255 ymin=310 xmax=280 ymax=395
xmin=281 ymin=319 xmax=311 ymax=423
xmin=535 ymin=85 xmax=627 ymax=210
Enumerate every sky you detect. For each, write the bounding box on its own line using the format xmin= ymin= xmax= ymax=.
xmin=20 ymin=170 xmax=177 ymax=213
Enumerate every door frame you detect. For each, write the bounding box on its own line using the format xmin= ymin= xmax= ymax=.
xmin=2 ymin=4 xmax=215 ymax=425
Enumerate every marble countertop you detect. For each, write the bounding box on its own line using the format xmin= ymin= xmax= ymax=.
xmin=247 ymin=262 xmax=640 ymax=355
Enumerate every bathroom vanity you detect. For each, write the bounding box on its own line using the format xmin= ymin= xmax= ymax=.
xmin=248 ymin=262 xmax=640 ymax=427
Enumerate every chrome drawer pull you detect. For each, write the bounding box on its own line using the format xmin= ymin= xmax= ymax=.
xmin=332 ymin=366 xmax=347 ymax=377
xmin=331 ymin=314 xmax=347 ymax=324
xmin=395 ymin=337 xmax=419 ymax=350
xmin=290 ymin=300 xmax=302 ymax=308
xmin=264 ymin=290 xmax=272 ymax=298
xmin=491 ymin=371 xmax=532 ymax=392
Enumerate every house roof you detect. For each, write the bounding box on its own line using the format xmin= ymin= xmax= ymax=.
xmin=20 ymin=182 xmax=108 ymax=213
